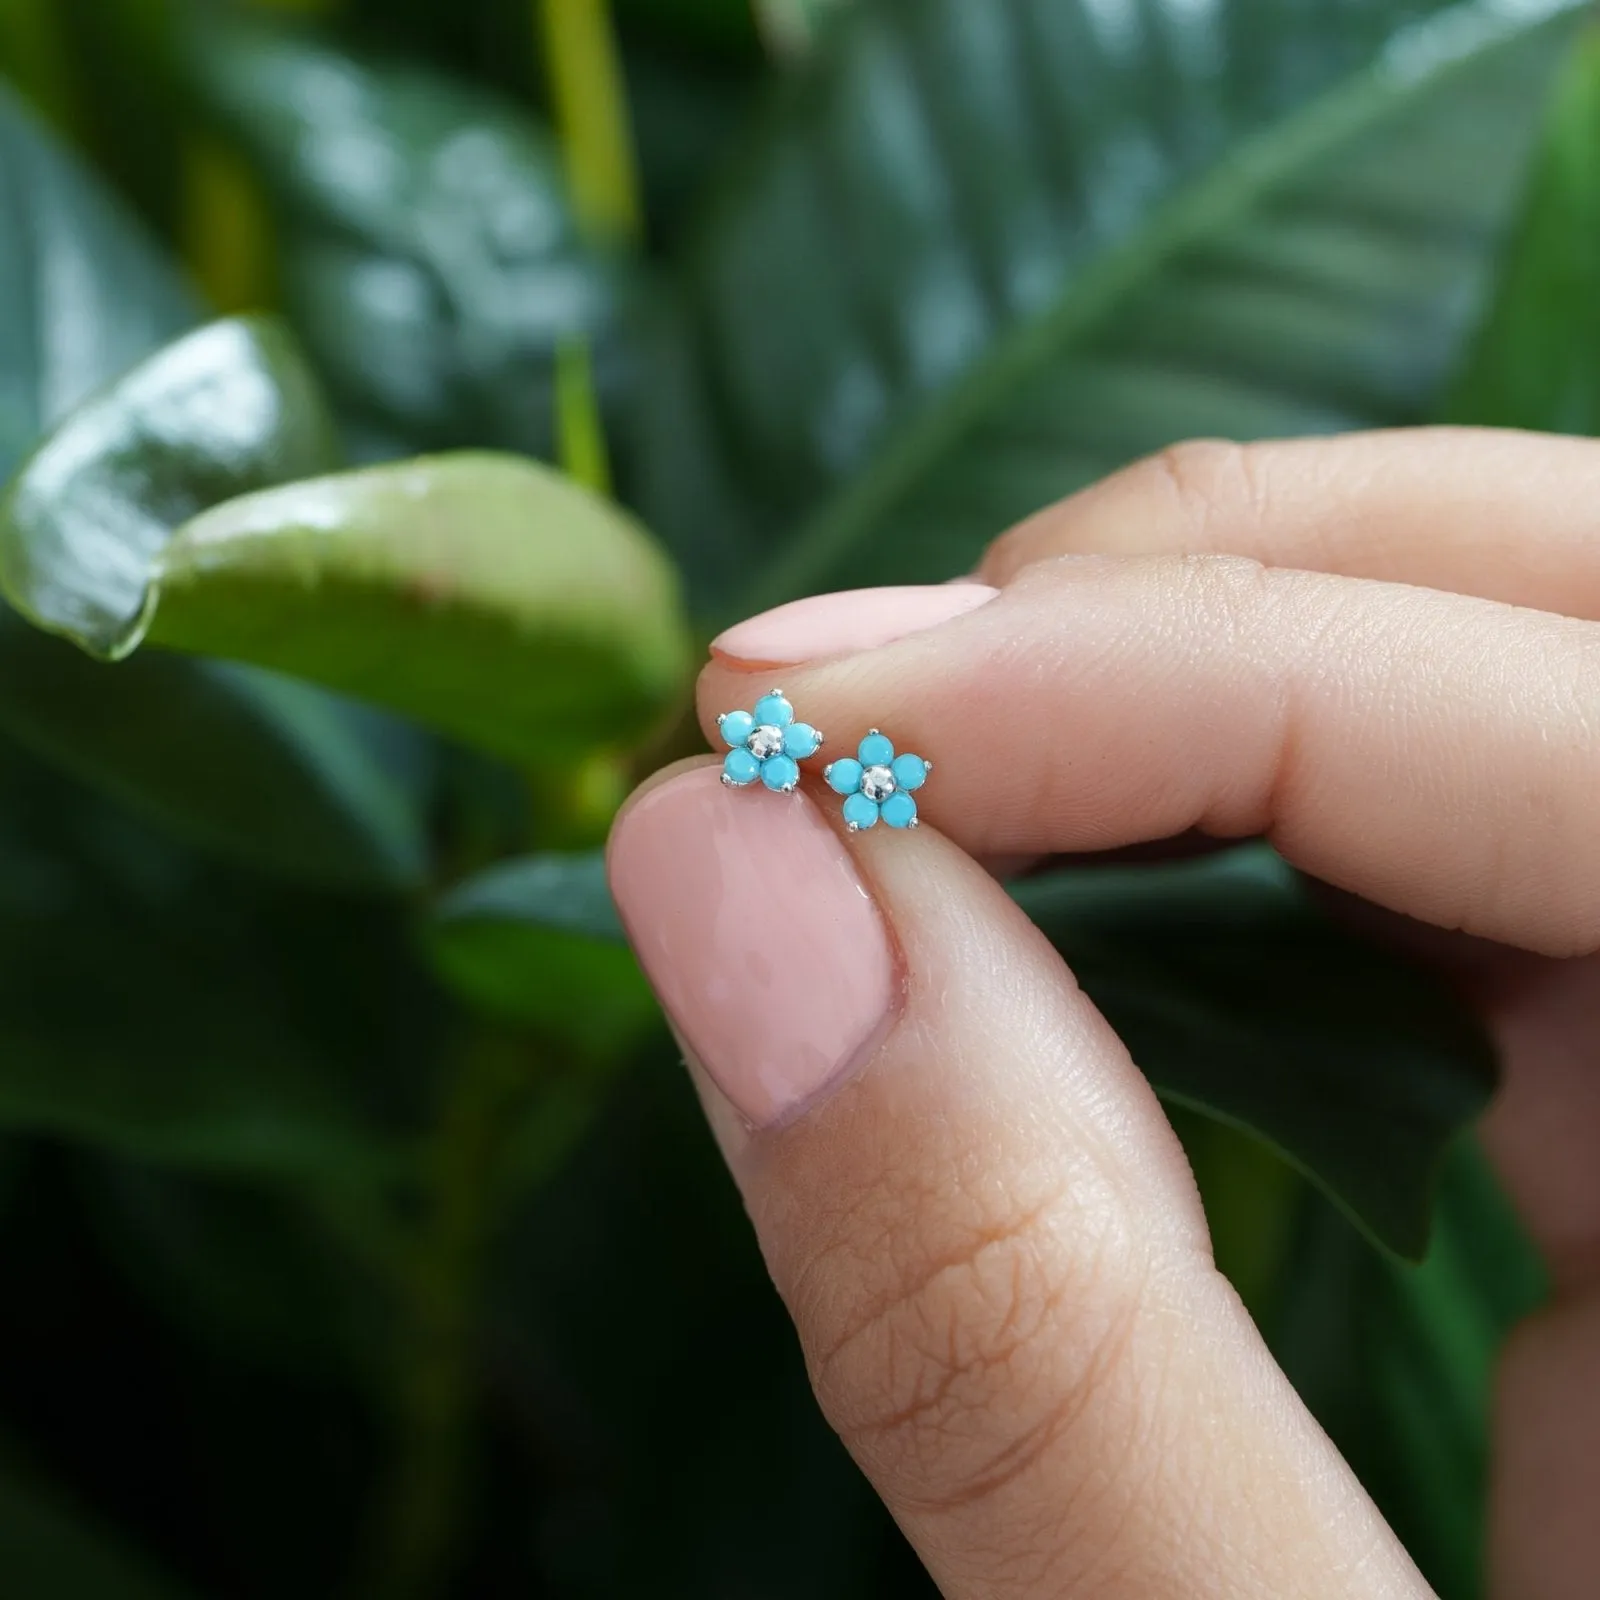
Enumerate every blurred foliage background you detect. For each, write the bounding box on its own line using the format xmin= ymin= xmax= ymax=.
xmin=0 ymin=0 xmax=1591 ymax=1593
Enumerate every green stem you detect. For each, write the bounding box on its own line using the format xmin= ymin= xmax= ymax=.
xmin=554 ymin=335 xmax=614 ymax=499
xmin=358 ymin=1033 xmax=529 ymax=1600
xmin=538 ymin=0 xmax=643 ymax=244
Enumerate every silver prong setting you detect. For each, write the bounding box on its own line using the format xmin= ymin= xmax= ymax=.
xmin=720 ymin=772 xmax=736 ymax=786
xmin=907 ymin=816 xmax=920 ymax=829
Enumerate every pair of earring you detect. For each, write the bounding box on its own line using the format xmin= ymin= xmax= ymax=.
xmin=717 ymin=690 xmax=930 ymax=832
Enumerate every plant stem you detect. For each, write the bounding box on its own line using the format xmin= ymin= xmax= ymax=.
xmin=537 ymin=0 xmax=643 ymax=245
xmin=554 ymin=335 xmax=614 ymax=498
xmin=359 ymin=1033 xmax=529 ymax=1600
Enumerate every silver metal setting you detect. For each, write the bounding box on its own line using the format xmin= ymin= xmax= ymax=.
xmin=746 ymin=724 xmax=786 ymax=760
xmin=861 ymin=764 xmax=896 ymax=802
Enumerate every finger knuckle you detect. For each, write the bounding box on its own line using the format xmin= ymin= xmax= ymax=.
xmin=1145 ymin=438 xmax=1271 ymax=548
xmin=798 ymin=1170 xmax=1154 ymax=1519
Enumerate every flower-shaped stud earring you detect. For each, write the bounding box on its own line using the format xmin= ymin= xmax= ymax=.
xmin=718 ymin=690 xmax=824 ymax=793
xmin=825 ymin=729 xmax=929 ymax=830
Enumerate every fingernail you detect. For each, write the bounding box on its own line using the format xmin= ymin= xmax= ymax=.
xmin=608 ymin=766 xmax=898 ymax=1126
xmin=711 ymin=583 xmax=999 ymax=667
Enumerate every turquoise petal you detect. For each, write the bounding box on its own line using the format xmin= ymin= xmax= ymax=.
xmin=723 ymin=748 xmax=760 ymax=786
xmin=842 ymin=792 xmax=879 ymax=830
xmin=891 ymin=753 xmax=928 ymax=791
xmin=784 ymin=722 xmax=822 ymax=760
xmin=880 ymin=792 xmax=918 ymax=829
xmin=858 ymin=732 xmax=894 ymax=767
xmin=825 ymin=758 xmax=863 ymax=796
xmin=753 ymin=693 xmax=794 ymax=728
xmin=760 ymin=754 xmax=800 ymax=792
xmin=719 ymin=709 xmax=754 ymax=750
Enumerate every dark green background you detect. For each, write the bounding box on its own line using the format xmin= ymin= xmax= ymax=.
xmin=0 ymin=0 xmax=1592 ymax=1593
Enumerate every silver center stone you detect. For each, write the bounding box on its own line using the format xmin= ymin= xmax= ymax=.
xmin=861 ymin=764 xmax=896 ymax=802
xmin=747 ymin=724 xmax=786 ymax=760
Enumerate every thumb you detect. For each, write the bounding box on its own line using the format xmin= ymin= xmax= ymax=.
xmin=608 ymin=763 xmax=1428 ymax=1600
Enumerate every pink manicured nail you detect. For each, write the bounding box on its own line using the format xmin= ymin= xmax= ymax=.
xmin=608 ymin=766 xmax=898 ymax=1126
xmin=711 ymin=583 xmax=999 ymax=667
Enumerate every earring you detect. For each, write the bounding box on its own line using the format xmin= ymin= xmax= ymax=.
xmin=825 ymin=729 xmax=929 ymax=831
xmin=717 ymin=690 xmax=824 ymax=793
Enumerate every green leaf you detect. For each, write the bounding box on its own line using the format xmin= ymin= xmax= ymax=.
xmin=1448 ymin=22 xmax=1600 ymax=430
xmin=0 ymin=90 xmax=432 ymax=887
xmin=0 ymin=1451 xmax=193 ymax=1599
xmin=427 ymin=852 xmax=657 ymax=1053
xmin=0 ymin=616 xmax=430 ymax=888
xmin=1011 ymin=849 xmax=1496 ymax=1259
xmin=0 ymin=80 xmax=193 ymax=482
xmin=1272 ymin=1139 xmax=1545 ymax=1599
xmin=186 ymin=18 xmax=630 ymax=458
xmin=0 ymin=740 xmax=420 ymax=1176
xmin=634 ymin=0 xmax=1582 ymax=610
xmin=0 ymin=316 xmax=335 ymax=658
xmin=139 ymin=452 xmax=692 ymax=766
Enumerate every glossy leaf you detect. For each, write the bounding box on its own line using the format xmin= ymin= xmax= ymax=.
xmin=0 ymin=81 xmax=192 ymax=482
xmin=139 ymin=452 xmax=691 ymax=765
xmin=1448 ymin=23 xmax=1600 ymax=430
xmin=0 ymin=316 xmax=335 ymax=658
xmin=1011 ymin=850 xmax=1496 ymax=1259
xmin=633 ymin=0 xmax=1582 ymax=610
xmin=187 ymin=19 xmax=630 ymax=458
xmin=0 ymin=92 xmax=432 ymax=887
xmin=429 ymin=852 xmax=656 ymax=1051
xmin=0 ymin=1453 xmax=192 ymax=1599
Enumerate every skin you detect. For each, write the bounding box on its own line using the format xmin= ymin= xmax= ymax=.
xmin=619 ymin=427 xmax=1600 ymax=1598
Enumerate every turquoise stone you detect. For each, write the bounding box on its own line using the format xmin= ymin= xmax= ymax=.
xmin=842 ymin=793 xmax=879 ymax=830
xmin=753 ymin=693 xmax=794 ymax=728
xmin=857 ymin=732 xmax=894 ymax=767
xmin=723 ymin=748 xmax=760 ymax=786
xmin=825 ymin=758 xmax=863 ymax=796
xmin=760 ymin=754 xmax=800 ymax=792
xmin=784 ymin=721 xmax=822 ymax=760
xmin=880 ymin=792 xmax=917 ymax=829
xmin=720 ymin=710 xmax=754 ymax=749
xmin=891 ymin=753 xmax=927 ymax=791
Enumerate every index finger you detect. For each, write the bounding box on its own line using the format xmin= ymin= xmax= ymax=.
xmin=700 ymin=552 xmax=1600 ymax=958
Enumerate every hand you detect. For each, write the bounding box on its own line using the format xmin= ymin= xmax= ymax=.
xmin=607 ymin=427 xmax=1600 ymax=1600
